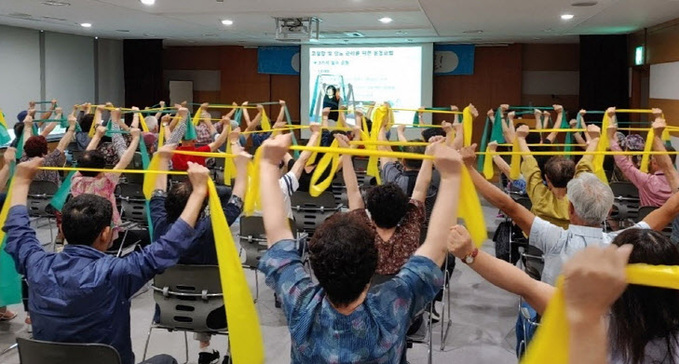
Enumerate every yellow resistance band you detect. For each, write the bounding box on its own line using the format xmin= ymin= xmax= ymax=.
xmin=523 ymin=264 xmax=679 ymax=364
xmin=481 ymin=150 xmax=679 ymax=156
xmin=0 ymin=165 xmax=264 ymax=363
xmin=281 ymin=144 xmax=487 ymax=246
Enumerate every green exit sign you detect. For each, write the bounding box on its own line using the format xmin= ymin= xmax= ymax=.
xmin=635 ymin=46 xmax=644 ymax=66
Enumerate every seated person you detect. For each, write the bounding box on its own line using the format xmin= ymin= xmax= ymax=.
xmin=20 ymin=112 xmax=76 ymax=186
xmin=340 ymin=132 xmax=437 ymax=277
xmin=257 ymin=133 xmax=461 ymax=363
xmin=447 ymin=225 xmax=679 ymax=364
xmin=194 ymin=103 xmax=219 ymax=146
xmin=244 ymin=101 xmax=288 ymax=152
xmin=5 ymin=159 xmax=213 ymax=364
xmin=149 ymin=140 xmax=248 ymax=364
xmin=461 ymin=142 xmax=679 ymax=355
xmin=608 ymin=109 xmax=674 ymax=207
xmin=0 ymin=147 xmax=18 ymax=321
xmin=71 ymin=126 xmax=141 ymax=242
xmin=515 ymin=122 xmax=599 ymax=229
xmin=170 ymin=109 xmax=229 ymax=171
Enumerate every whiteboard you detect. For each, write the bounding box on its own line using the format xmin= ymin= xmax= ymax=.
xmin=169 ymin=81 xmax=194 ymax=112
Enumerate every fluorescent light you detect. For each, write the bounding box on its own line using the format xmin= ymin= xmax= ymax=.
xmin=561 ymin=14 xmax=574 ymax=20
xmin=140 ymin=0 xmax=155 ymax=5
xmin=221 ymin=19 xmax=233 ymax=26
xmin=80 ymin=23 xmax=92 ymax=28
xmin=378 ymin=17 xmax=392 ymax=24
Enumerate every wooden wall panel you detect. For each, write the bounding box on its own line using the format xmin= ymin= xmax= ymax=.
xmin=163 ymin=46 xmax=222 ymax=70
xmin=521 ymin=94 xmax=579 ymax=115
xmin=219 ymin=46 xmax=270 ymax=111
xmin=434 ymin=44 xmax=523 ymax=144
xmin=522 ymin=44 xmax=579 ymax=71
xmin=271 ymin=75 xmax=301 ymax=123
xmin=647 ymin=19 xmax=679 ymax=65
xmin=649 ymin=98 xmax=679 ymax=132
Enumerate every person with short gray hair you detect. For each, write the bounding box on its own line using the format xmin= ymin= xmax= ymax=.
xmin=566 ymin=172 xmax=615 ymax=227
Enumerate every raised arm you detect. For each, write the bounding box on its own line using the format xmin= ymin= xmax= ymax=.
xmin=413 ymin=143 xmax=462 ymax=266
xmin=22 ymin=112 xmax=34 ymax=141
xmin=396 ymin=124 xmax=407 ymax=143
xmin=260 ymin=133 xmax=295 ymax=245
xmin=86 ymin=126 xmax=107 ymax=151
xmin=577 ymin=125 xmax=600 ymax=166
xmin=154 ymin=144 xmax=176 ymax=192
xmin=488 ymin=141 xmax=513 ymax=179
xmin=39 ymin=107 xmax=61 ymax=137
xmin=643 ymin=188 xmax=679 ymax=230
xmin=230 ymin=134 xmax=250 ymax=201
xmin=461 ymin=144 xmax=536 ymax=234
xmin=0 ymin=148 xmax=16 ymax=189
xmin=55 ymin=114 xmax=77 ymax=152
xmin=113 ymin=128 xmax=140 ymax=170
xmin=111 ymin=108 xmax=130 ymax=132
xmin=545 ymin=104 xmax=563 ymax=143
xmin=167 ymin=108 xmax=189 ymax=145
xmin=651 ymin=117 xmax=679 ymax=191
xmin=448 ymin=225 xmax=554 ymax=314
xmin=451 ymin=119 xmax=464 ymax=150
xmin=153 ymin=100 xmax=166 ymax=121
xmin=288 ymin=123 xmax=321 ymax=180
xmin=411 ymin=137 xmax=440 ymax=202
xmin=276 ymin=100 xmax=287 ymax=124
xmin=37 ymin=99 xmax=57 ymax=125
xmin=378 ymin=122 xmax=397 ymax=166
xmin=606 ymin=109 xmax=648 ymax=187
xmin=563 ymin=245 xmax=632 ymax=364
xmin=337 ymin=134 xmax=364 ymax=210
xmin=207 ymin=117 xmax=230 ymax=152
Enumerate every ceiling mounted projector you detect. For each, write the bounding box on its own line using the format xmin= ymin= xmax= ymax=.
xmin=274 ymin=17 xmax=320 ymax=42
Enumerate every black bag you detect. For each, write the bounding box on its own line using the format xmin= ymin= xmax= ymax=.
xmin=493 ymin=220 xmax=513 ymax=262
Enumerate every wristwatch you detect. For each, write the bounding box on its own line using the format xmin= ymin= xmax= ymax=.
xmin=463 ymin=248 xmax=479 ymax=265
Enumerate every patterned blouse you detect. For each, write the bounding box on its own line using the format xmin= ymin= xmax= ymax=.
xmin=21 ymin=149 xmax=65 ymax=186
xmin=70 ymin=172 xmax=121 ymax=240
xmin=349 ymin=199 xmax=426 ymax=275
xmin=258 ymin=239 xmax=443 ymax=363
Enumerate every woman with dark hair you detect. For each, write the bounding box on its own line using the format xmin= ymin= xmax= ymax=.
xmin=20 ymin=112 xmax=76 ymax=186
xmin=449 ymin=226 xmax=679 ymax=364
xmin=322 ymin=85 xmax=340 ymax=122
xmin=70 ymin=125 xmax=140 ymax=242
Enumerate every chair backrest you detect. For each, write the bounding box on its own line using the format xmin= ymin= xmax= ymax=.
xmin=116 ymin=183 xmax=147 ymax=224
xmin=610 ymin=182 xmax=640 ymax=199
xmin=17 ymin=337 xmax=121 ymax=364
xmin=152 ymin=264 xmax=226 ymax=332
xmin=635 ymin=205 xmax=658 ymax=222
xmin=290 ymin=191 xmax=341 ymax=234
xmin=27 ymin=181 xmax=59 ymax=217
xmin=240 ymin=216 xmax=295 ymax=268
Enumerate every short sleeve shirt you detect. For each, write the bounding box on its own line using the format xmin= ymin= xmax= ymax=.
xmin=529 ymin=216 xmax=651 ymax=285
xmin=348 ymin=199 xmax=426 ymax=275
xmin=258 ymin=239 xmax=443 ymax=364
xmin=71 ymin=172 xmax=122 ymax=229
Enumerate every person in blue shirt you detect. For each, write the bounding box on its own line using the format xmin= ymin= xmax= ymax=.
xmin=148 ymin=139 xmax=249 ymax=364
xmin=257 ymin=133 xmax=463 ymax=363
xmin=4 ymin=157 xmax=212 ymax=364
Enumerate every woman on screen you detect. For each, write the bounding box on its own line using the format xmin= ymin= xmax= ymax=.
xmin=322 ymin=85 xmax=341 ymax=122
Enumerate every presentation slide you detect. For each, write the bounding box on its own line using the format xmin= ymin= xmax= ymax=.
xmin=301 ymin=44 xmax=433 ymax=137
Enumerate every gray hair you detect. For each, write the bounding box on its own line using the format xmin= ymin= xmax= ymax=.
xmin=566 ymin=172 xmax=614 ymax=225
xmin=144 ymin=116 xmax=158 ymax=132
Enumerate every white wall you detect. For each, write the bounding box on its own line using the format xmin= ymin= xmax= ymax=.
xmin=45 ymin=32 xmax=95 ymax=115
xmin=0 ymin=25 xmax=41 ymax=126
xmin=650 ymin=61 xmax=679 ymax=100
xmin=0 ymin=25 xmax=125 ymax=131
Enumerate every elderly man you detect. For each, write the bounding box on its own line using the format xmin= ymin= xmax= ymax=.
xmin=460 ymin=142 xmax=679 ymax=357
